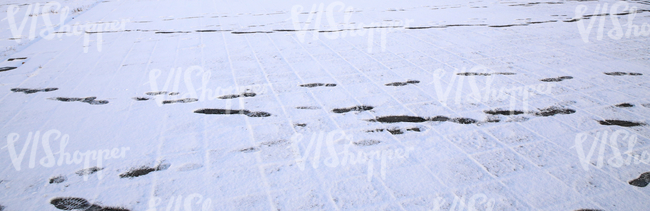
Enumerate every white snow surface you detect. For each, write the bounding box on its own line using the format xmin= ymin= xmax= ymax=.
xmin=1 ymin=0 xmax=650 ymax=210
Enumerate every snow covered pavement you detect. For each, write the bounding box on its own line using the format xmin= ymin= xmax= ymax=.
xmin=1 ymin=0 xmax=650 ymax=210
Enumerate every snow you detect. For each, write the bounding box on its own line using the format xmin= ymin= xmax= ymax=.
xmin=1 ymin=0 xmax=650 ymax=210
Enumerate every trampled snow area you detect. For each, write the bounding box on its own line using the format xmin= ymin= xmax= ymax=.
xmin=1 ymin=0 xmax=650 ymax=210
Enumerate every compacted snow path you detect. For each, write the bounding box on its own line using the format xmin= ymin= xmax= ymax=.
xmin=1 ymin=0 xmax=650 ymax=210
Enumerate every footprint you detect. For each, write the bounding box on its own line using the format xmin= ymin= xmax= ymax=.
xmin=50 ymin=197 xmax=91 ymax=210
xmin=239 ymin=147 xmax=260 ymax=153
xmin=456 ymin=72 xmax=515 ymax=76
xmin=145 ymin=91 xmax=178 ymax=96
xmin=598 ymin=120 xmax=645 ymax=127
xmin=368 ymin=115 xmax=428 ymax=123
xmin=49 ymin=175 xmax=66 ymax=184
xmin=296 ymin=106 xmax=320 ymax=110
xmin=533 ymin=106 xmax=575 ymax=117
xmin=196 ymin=29 xmax=228 ymax=32
xmin=299 ymin=83 xmax=336 ymax=88
xmin=120 ymin=162 xmax=170 ymax=178
xmin=11 ymin=88 xmax=58 ymax=94
xmin=368 ymin=115 xmax=479 ymax=125
xmin=0 ymin=67 xmax=17 ymax=72
xmin=429 ymin=116 xmax=450 ymax=122
xmin=218 ymin=92 xmax=256 ymax=99
xmin=132 ymin=97 xmax=150 ymax=101
xmin=484 ymin=109 xmax=525 ymax=115
xmin=231 ymin=31 xmax=273 ymax=34
xmin=162 ymin=98 xmax=198 ymax=104
xmin=615 ymin=103 xmax=634 ymax=108
xmin=332 ymin=105 xmax=374 ymax=113
xmin=485 ymin=106 xmax=575 ymax=117
xmin=245 ymin=111 xmax=272 ymax=117
xmin=353 ymin=140 xmax=381 ymax=146
xmin=196 ymin=109 xmax=247 ymax=115
xmin=604 ymin=72 xmax=643 ymax=76
xmin=156 ymin=31 xmax=191 ymax=34
xmin=451 ymin=118 xmax=478 ymax=124
xmin=7 ymin=57 xmax=27 ymax=61
xmin=50 ymin=197 xmax=129 ymax=211
xmin=629 ymin=172 xmax=650 ymax=187
xmin=194 ymin=108 xmax=271 ymax=117
xmin=273 ymin=29 xmax=298 ymax=32
xmin=457 ymin=72 xmax=491 ymax=76
xmin=385 ymin=80 xmax=420 ymax=86
xmin=366 ymin=127 xmax=422 ymax=135
xmin=75 ymin=167 xmax=104 ymax=176
xmin=48 ymin=97 xmax=109 ymax=105
xmin=406 ymin=127 xmax=421 ymax=132
xmin=540 ymin=76 xmax=573 ymax=82
xmin=604 ymin=72 xmax=627 ymax=76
